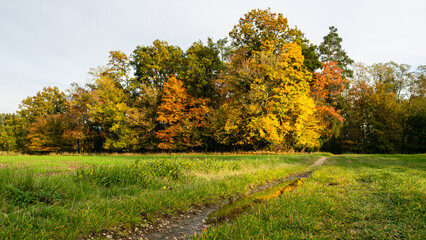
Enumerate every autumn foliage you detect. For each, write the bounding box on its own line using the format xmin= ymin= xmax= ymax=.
xmin=157 ymin=76 xmax=211 ymax=150
xmin=0 ymin=9 xmax=424 ymax=154
xmin=311 ymin=61 xmax=346 ymax=138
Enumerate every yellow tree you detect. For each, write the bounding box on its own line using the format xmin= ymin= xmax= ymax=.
xmin=88 ymin=75 xmax=130 ymax=151
xmin=229 ymin=8 xmax=321 ymax=72
xmin=214 ymin=9 xmax=323 ymax=151
xmin=263 ymin=42 xmax=322 ymax=150
xmin=157 ymin=76 xmax=211 ymax=150
xmin=217 ymin=41 xmax=322 ymax=150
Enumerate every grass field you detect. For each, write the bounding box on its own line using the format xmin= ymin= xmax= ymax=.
xmin=0 ymin=153 xmax=325 ymax=239
xmin=198 ymin=154 xmax=426 ymax=239
xmin=0 ymin=153 xmax=424 ymax=239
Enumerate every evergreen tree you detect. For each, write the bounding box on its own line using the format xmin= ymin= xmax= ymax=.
xmin=319 ymin=26 xmax=354 ymax=78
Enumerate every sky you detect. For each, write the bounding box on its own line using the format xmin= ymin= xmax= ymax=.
xmin=0 ymin=0 xmax=425 ymax=113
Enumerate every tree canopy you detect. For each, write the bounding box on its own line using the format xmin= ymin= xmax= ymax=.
xmin=1 ymin=9 xmax=424 ymax=154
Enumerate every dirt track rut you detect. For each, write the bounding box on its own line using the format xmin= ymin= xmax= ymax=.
xmin=87 ymin=156 xmax=329 ymax=240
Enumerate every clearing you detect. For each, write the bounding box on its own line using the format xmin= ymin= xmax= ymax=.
xmin=0 ymin=154 xmax=424 ymax=239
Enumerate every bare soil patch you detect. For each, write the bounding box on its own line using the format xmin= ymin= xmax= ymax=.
xmin=310 ymin=156 xmax=328 ymax=167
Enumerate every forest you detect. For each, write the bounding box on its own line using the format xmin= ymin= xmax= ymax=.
xmin=0 ymin=9 xmax=424 ymax=154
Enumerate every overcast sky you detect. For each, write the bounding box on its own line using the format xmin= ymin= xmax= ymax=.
xmin=1 ymin=0 xmax=425 ymax=113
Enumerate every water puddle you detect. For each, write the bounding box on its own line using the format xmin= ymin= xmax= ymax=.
xmin=90 ymin=157 xmax=328 ymax=239
xmin=205 ymin=178 xmax=305 ymax=225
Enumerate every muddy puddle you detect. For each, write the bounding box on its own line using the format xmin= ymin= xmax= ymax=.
xmin=205 ymin=178 xmax=304 ymax=226
xmin=87 ymin=157 xmax=328 ymax=240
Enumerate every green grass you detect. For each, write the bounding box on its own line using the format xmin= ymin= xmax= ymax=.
xmin=2 ymin=153 xmax=423 ymax=239
xmin=0 ymin=154 xmax=323 ymax=239
xmin=0 ymin=154 xmax=328 ymax=174
xmin=197 ymin=154 xmax=426 ymax=239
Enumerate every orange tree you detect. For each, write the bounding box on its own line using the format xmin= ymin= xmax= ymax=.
xmin=311 ymin=61 xmax=347 ymax=141
xmin=156 ymin=75 xmax=211 ymax=150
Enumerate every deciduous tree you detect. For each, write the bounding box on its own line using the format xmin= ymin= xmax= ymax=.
xmin=125 ymin=83 xmax=159 ymax=151
xmin=15 ymin=87 xmax=67 ymax=152
xmin=131 ymin=40 xmax=184 ymax=92
xmin=0 ymin=114 xmax=16 ymax=151
xmin=229 ymin=8 xmax=320 ymax=72
xmin=216 ymin=41 xmax=322 ymax=151
xmin=26 ymin=113 xmax=67 ymax=153
xmin=156 ymin=76 xmax=211 ymax=150
xmin=62 ymin=84 xmax=102 ymax=153
xmin=311 ymin=61 xmax=347 ymax=139
xmin=182 ymin=39 xmax=225 ymax=101
xmin=88 ymin=75 xmax=130 ymax=151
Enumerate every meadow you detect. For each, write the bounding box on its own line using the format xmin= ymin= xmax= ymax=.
xmin=199 ymin=154 xmax=426 ymax=239
xmin=0 ymin=153 xmax=424 ymax=239
xmin=0 ymin=153 xmax=324 ymax=239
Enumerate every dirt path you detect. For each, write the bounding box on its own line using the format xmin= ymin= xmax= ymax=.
xmin=310 ymin=156 xmax=328 ymax=168
xmin=89 ymin=156 xmax=329 ymax=240
xmin=139 ymin=206 xmax=217 ymax=240
xmin=285 ymin=156 xmax=328 ymax=181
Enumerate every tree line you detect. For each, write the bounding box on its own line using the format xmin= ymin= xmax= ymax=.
xmin=0 ymin=9 xmax=424 ymax=154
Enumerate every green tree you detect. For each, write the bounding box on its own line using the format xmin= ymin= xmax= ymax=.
xmin=336 ymin=81 xmax=373 ymax=153
xmin=367 ymin=84 xmax=404 ymax=153
xmin=319 ymin=26 xmax=354 ymax=78
xmin=125 ymin=83 xmax=159 ymax=151
xmin=215 ymin=37 xmax=232 ymax=63
xmin=0 ymin=113 xmax=10 ymax=126
xmin=182 ymin=39 xmax=225 ymax=101
xmin=106 ymin=51 xmax=132 ymax=98
xmin=0 ymin=114 xmax=16 ymax=151
xmin=410 ymin=65 xmax=426 ymax=98
xmin=299 ymin=38 xmax=321 ymax=73
xmin=403 ymin=65 xmax=426 ymax=152
xmin=131 ymin=40 xmax=184 ymax=92
xmin=330 ymin=62 xmax=419 ymax=153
